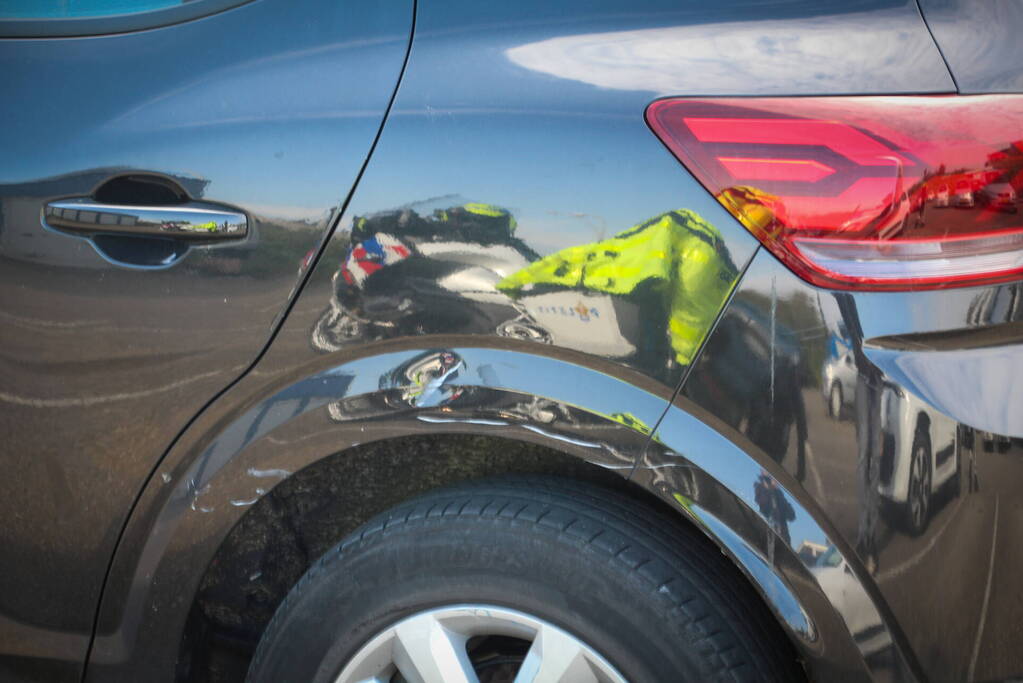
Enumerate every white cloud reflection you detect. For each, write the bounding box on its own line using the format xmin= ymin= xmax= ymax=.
xmin=506 ymin=10 xmax=953 ymax=96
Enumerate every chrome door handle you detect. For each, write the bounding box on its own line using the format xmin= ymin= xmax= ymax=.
xmin=44 ymin=198 xmax=247 ymax=241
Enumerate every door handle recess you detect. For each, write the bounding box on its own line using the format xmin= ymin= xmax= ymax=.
xmin=44 ymin=198 xmax=247 ymax=241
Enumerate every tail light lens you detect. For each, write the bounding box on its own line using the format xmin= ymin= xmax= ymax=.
xmin=647 ymin=96 xmax=1023 ymax=290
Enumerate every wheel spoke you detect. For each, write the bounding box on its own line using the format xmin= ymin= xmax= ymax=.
xmin=514 ymin=623 xmax=598 ymax=683
xmin=392 ymin=613 xmax=479 ymax=683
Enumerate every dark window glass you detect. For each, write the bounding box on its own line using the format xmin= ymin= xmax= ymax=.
xmin=0 ymin=0 xmax=185 ymax=19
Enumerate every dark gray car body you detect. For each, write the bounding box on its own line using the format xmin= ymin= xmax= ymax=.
xmin=1 ymin=1 xmax=1020 ymax=681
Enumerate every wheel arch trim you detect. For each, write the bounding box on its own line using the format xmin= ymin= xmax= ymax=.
xmin=89 ymin=345 xmax=878 ymax=681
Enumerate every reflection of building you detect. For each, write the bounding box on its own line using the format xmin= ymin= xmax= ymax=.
xmin=796 ymin=540 xmax=827 ymax=565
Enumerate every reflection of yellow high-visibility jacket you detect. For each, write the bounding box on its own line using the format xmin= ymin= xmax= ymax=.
xmin=497 ymin=210 xmax=737 ymax=365
xmin=609 ymin=411 xmax=652 ymax=435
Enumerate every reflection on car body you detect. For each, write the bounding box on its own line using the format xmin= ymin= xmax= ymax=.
xmin=812 ymin=545 xmax=888 ymax=658
xmin=313 ymin=201 xmax=741 ymax=383
xmin=878 ymin=385 xmax=960 ymax=535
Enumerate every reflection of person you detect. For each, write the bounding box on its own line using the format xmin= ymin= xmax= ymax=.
xmin=754 ymin=470 xmax=795 ymax=546
xmin=497 ymin=209 xmax=738 ymax=370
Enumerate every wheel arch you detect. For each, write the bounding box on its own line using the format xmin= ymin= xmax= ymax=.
xmin=89 ymin=344 xmax=876 ymax=682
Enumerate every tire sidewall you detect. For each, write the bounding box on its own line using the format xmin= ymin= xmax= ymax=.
xmin=252 ymin=514 xmax=715 ymax=683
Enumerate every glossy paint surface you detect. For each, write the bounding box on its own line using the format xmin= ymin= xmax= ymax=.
xmin=0 ymin=0 xmax=411 ymax=678
xmin=84 ymin=1 xmax=962 ymax=681
xmin=649 ymin=95 xmax=1023 ymax=290
xmin=683 ymin=250 xmax=1023 ymax=681
xmin=918 ymin=0 xmax=1023 ymax=93
xmin=0 ymin=0 xmax=993 ymax=681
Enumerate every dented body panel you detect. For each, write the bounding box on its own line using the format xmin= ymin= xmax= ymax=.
xmin=5 ymin=0 xmax=1020 ymax=681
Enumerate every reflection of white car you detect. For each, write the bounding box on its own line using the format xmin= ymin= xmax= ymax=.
xmin=813 ymin=546 xmax=888 ymax=656
xmin=822 ymin=327 xmax=857 ymax=419
xmin=878 ymin=388 xmax=959 ymax=535
xmin=934 ymin=185 xmax=950 ymax=208
xmin=952 ymin=181 xmax=975 ymax=208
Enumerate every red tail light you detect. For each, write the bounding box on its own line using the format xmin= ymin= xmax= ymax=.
xmin=647 ymin=96 xmax=1023 ymax=290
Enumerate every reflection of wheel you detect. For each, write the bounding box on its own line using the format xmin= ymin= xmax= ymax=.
xmin=246 ymin=479 xmax=802 ymax=682
xmin=905 ymin=430 xmax=932 ymax=536
xmin=496 ymin=317 xmax=552 ymax=344
xmin=828 ymin=382 xmax=843 ymax=419
xmin=311 ymin=308 xmax=362 ymax=352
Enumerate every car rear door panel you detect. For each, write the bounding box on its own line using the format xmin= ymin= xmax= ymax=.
xmin=0 ymin=0 xmax=411 ymax=677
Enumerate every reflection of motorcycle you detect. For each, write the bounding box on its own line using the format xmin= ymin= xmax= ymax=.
xmin=312 ymin=203 xmax=546 ymax=353
xmin=313 ymin=205 xmax=740 ymax=382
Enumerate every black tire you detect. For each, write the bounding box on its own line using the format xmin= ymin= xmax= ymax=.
xmin=247 ymin=477 xmax=804 ymax=683
xmin=828 ymin=382 xmax=843 ymax=420
xmin=904 ymin=430 xmax=932 ymax=536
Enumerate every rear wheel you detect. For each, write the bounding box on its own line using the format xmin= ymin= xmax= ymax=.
xmin=247 ymin=477 xmax=803 ymax=683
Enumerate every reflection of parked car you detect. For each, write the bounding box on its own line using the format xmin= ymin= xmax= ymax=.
xmin=878 ymin=388 xmax=959 ymax=535
xmin=980 ymin=182 xmax=1018 ymax=212
xmin=822 ymin=323 xmax=857 ymax=419
xmin=953 ymin=179 xmax=975 ymax=207
xmin=934 ymin=184 xmax=950 ymax=207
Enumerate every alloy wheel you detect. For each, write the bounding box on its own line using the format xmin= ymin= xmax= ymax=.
xmin=334 ymin=605 xmax=628 ymax=683
xmin=908 ymin=441 xmax=931 ymax=531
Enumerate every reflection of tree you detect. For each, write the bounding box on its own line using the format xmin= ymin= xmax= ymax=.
xmin=742 ymin=289 xmax=824 ymax=388
xmin=683 ymin=294 xmax=807 ymax=480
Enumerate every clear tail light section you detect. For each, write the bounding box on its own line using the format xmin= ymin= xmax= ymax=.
xmin=646 ymin=96 xmax=1023 ymax=290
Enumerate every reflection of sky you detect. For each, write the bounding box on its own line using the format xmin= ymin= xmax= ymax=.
xmin=0 ymin=0 xmax=410 ymax=220
xmin=0 ymin=0 xmax=181 ymax=18
xmin=920 ymin=0 xmax=1023 ymax=92
xmin=503 ymin=8 xmax=952 ymax=96
xmin=347 ymin=111 xmax=751 ymax=255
